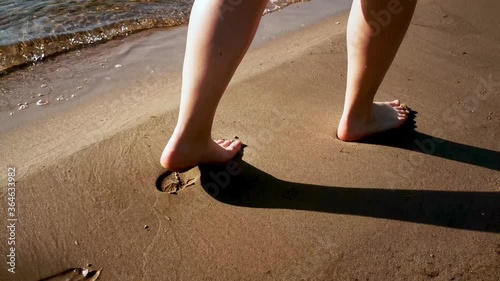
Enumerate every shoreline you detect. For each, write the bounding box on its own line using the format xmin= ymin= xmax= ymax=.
xmin=0 ymin=0 xmax=313 ymax=76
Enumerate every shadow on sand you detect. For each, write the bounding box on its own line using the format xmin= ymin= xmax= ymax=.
xmin=198 ymin=160 xmax=499 ymax=233
xmin=194 ymin=109 xmax=499 ymax=233
xmin=360 ymin=109 xmax=499 ymax=171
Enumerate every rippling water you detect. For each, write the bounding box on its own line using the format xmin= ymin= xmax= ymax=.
xmin=0 ymin=0 xmax=307 ymax=75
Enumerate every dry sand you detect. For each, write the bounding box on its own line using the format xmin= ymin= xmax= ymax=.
xmin=1 ymin=0 xmax=499 ymax=280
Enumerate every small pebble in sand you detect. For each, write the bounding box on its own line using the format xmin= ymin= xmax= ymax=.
xmin=115 ymin=64 xmax=123 ymax=68
xmin=335 ymin=22 xmax=340 ymax=25
xmin=99 ymin=63 xmax=104 ymax=66
xmin=56 ymin=96 xmax=64 ymax=101
xmin=74 ymin=241 xmax=79 ymax=245
xmin=38 ymin=93 xmax=44 ymax=97
xmin=9 ymin=112 xmax=13 ymax=116
xmin=40 ymin=84 xmax=47 ymax=88
xmin=71 ymin=94 xmax=76 ymax=98
xmin=144 ymin=225 xmax=149 ymax=230
xmin=77 ymin=86 xmax=83 ymax=90
xmin=36 ymin=99 xmax=49 ymax=106
xmin=18 ymin=104 xmax=28 ymax=110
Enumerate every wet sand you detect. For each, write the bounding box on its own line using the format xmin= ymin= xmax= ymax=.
xmin=1 ymin=0 xmax=499 ymax=280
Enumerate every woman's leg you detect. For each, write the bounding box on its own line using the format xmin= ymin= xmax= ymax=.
xmin=161 ymin=0 xmax=268 ymax=172
xmin=337 ymin=0 xmax=417 ymax=141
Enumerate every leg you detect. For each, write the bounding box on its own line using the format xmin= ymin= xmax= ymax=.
xmin=337 ymin=0 xmax=417 ymax=141
xmin=161 ymin=0 xmax=268 ymax=172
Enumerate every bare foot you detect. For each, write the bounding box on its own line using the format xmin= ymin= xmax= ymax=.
xmin=160 ymin=135 xmax=242 ymax=172
xmin=337 ymin=100 xmax=409 ymax=142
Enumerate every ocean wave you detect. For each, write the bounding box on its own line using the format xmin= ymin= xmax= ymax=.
xmin=0 ymin=0 xmax=308 ymax=75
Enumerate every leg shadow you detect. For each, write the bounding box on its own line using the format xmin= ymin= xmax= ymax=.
xmin=192 ymin=108 xmax=499 ymax=232
xmin=361 ymin=109 xmax=500 ymax=171
xmin=199 ymin=161 xmax=500 ymax=233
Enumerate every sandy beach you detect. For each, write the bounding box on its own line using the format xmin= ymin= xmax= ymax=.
xmin=1 ymin=0 xmax=499 ymax=280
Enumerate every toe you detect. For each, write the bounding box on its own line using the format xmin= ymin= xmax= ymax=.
xmin=390 ymin=99 xmax=401 ymax=106
xmin=215 ymin=139 xmax=225 ymax=144
xmin=220 ymin=140 xmax=233 ymax=148
xmin=227 ymin=140 xmax=242 ymax=151
xmin=395 ymin=106 xmax=410 ymax=114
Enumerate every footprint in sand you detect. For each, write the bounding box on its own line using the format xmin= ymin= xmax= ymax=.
xmin=156 ymin=171 xmax=197 ymax=194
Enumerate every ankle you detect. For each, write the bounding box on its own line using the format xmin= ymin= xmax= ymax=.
xmin=172 ymin=124 xmax=211 ymax=144
xmin=341 ymin=107 xmax=375 ymax=125
xmin=161 ymin=134 xmax=209 ymax=170
xmin=342 ymin=99 xmax=376 ymax=121
xmin=337 ymin=109 xmax=375 ymax=142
